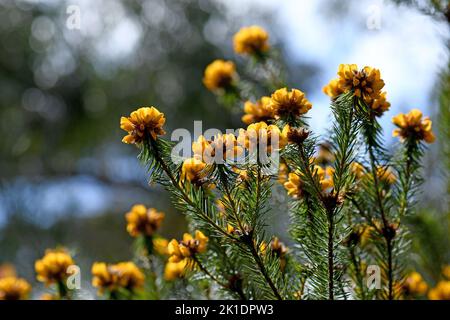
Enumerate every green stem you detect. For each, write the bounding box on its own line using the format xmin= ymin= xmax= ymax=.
xmin=327 ymin=211 xmax=334 ymax=300
xmin=57 ymin=280 xmax=68 ymax=300
xmin=248 ymin=240 xmax=283 ymax=300
xmin=192 ymin=255 xmax=229 ymax=289
xmin=367 ymin=132 xmax=394 ymax=300
xmin=218 ymin=166 xmax=245 ymax=232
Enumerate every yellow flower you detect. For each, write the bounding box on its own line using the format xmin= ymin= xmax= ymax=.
xmin=242 ymin=97 xmax=275 ymax=125
xmin=125 ymin=204 xmax=165 ymax=238
xmin=358 ymin=224 xmax=374 ymax=247
xmin=269 ymin=88 xmax=312 ymax=118
xmin=181 ymin=157 xmax=208 ymax=185
xmin=271 ymin=237 xmax=288 ymax=271
xmin=278 ymin=162 xmax=289 ymax=184
xmin=233 ymin=25 xmax=269 ymax=55
xmin=153 ymin=238 xmax=169 ymax=256
xmin=216 ymin=198 xmax=226 ymax=216
xmin=284 ymin=165 xmax=333 ymax=199
xmin=0 ymin=263 xmax=16 ymax=279
xmin=0 ymin=277 xmax=31 ymax=300
xmin=350 ymin=162 xmax=365 ymax=179
xmin=319 ymin=166 xmax=335 ymax=190
xmin=376 ymin=166 xmax=396 ymax=185
xmin=337 ymin=64 xmax=385 ymax=102
xmin=120 ymin=107 xmax=166 ymax=144
xmin=40 ymin=293 xmax=57 ymax=300
xmin=284 ymin=171 xmax=304 ymax=199
xmin=402 ymin=272 xmax=428 ymax=296
xmin=168 ymin=230 xmax=209 ymax=263
xmin=271 ymin=237 xmax=288 ymax=258
xmin=232 ymin=166 xmax=249 ymax=182
xmin=203 ymin=60 xmax=237 ymax=91
xmin=237 ymin=121 xmax=287 ymax=154
xmin=192 ymin=134 xmax=243 ymax=164
xmin=369 ymin=91 xmax=390 ymax=116
xmin=35 ymin=248 xmax=74 ymax=285
xmin=91 ymin=262 xmax=145 ymax=294
xmin=443 ymin=265 xmax=450 ymax=280
xmin=428 ymin=281 xmax=450 ymax=300
xmin=258 ymin=241 xmax=268 ymax=255
xmin=227 ymin=224 xmax=236 ymax=234
xmin=392 ymin=109 xmax=435 ymax=143
xmin=322 ymin=79 xmax=345 ymax=99
xmin=164 ymin=259 xmax=189 ymax=281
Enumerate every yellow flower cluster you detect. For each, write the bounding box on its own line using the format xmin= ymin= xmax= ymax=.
xmin=237 ymin=121 xmax=287 ymax=153
xmin=375 ymin=166 xmax=396 ymax=185
xmin=322 ymin=79 xmax=345 ymax=99
xmin=0 ymin=277 xmax=31 ymax=300
xmin=120 ymin=107 xmax=166 ymax=144
xmin=356 ymin=224 xmax=375 ymax=247
xmin=370 ymin=92 xmax=391 ymax=116
xmin=283 ymin=171 xmax=304 ymax=198
xmin=233 ymin=25 xmax=269 ymax=56
xmin=35 ymin=248 xmax=74 ymax=285
xmin=402 ymin=272 xmax=428 ymax=296
xmin=350 ymin=162 xmax=365 ymax=180
xmin=242 ymin=97 xmax=275 ymax=125
xmin=192 ymin=133 xmax=243 ymax=164
xmin=168 ymin=231 xmax=208 ymax=263
xmin=91 ymin=261 xmax=145 ymax=294
xmin=181 ymin=157 xmax=208 ymax=185
xmin=203 ymin=60 xmax=237 ymax=92
xmin=392 ymin=109 xmax=435 ymax=143
xmin=337 ymin=64 xmax=385 ymax=101
xmin=269 ymin=88 xmax=313 ymax=119
xmin=125 ymin=204 xmax=165 ymax=238
xmin=428 ymin=281 xmax=450 ymax=300
xmin=323 ymin=64 xmax=389 ymax=116
xmin=283 ymin=165 xmax=334 ymax=199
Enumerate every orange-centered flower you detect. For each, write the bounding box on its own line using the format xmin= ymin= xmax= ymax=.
xmin=192 ymin=133 xmax=244 ymax=164
xmin=269 ymin=88 xmax=312 ymax=118
xmin=120 ymin=107 xmax=166 ymax=144
xmin=322 ymin=79 xmax=345 ymax=99
xmin=237 ymin=121 xmax=287 ymax=153
xmin=392 ymin=109 xmax=435 ymax=143
xmin=369 ymin=92 xmax=390 ymax=116
xmin=233 ymin=25 xmax=270 ymax=55
xmin=125 ymin=204 xmax=165 ymax=238
xmin=181 ymin=157 xmax=208 ymax=185
xmin=242 ymin=96 xmax=275 ymax=125
xmin=337 ymin=64 xmax=385 ymax=102
xmin=35 ymin=248 xmax=74 ymax=285
xmin=168 ymin=231 xmax=209 ymax=263
xmin=203 ymin=60 xmax=237 ymax=91
xmin=0 ymin=277 xmax=31 ymax=300
xmin=402 ymin=272 xmax=428 ymax=296
xmin=91 ymin=261 xmax=145 ymax=294
xmin=284 ymin=165 xmax=334 ymax=199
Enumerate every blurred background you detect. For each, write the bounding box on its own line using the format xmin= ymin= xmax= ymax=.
xmin=0 ymin=0 xmax=448 ymax=298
